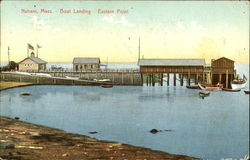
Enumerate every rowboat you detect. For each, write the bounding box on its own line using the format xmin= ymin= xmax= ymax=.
xmin=101 ymin=84 xmax=113 ymax=88
xmin=94 ymin=79 xmax=111 ymax=83
xmin=20 ymin=92 xmax=31 ymax=96
xmin=222 ymin=88 xmax=241 ymax=92
xmin=198 ymin=83 xmax=222 ymax=91
xmin=199 ymin=91 xmax=210 ymax=98
xmin=186 ymin=85 xmax=199 ymax=89
xmin=231 ymin=75 xmax=247 ymax=90
xmin=244 ymin=90 xmax=250 ymax=94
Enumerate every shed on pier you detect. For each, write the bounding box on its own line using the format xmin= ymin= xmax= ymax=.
xmin=73 ymin=57 xmax=100 ymax=71
xmin=211 ymin=57 xmax=235 ymax=88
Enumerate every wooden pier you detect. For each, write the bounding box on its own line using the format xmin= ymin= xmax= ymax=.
xmin=139 ymin=59 xmax=206 ymax=86
xmin=0 ymin=57 xmax=236 ymax=87
xmin=138 ymin=57 xmax=236 ymax=88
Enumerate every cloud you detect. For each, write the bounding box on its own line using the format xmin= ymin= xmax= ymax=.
xmin=32 ymin=16 xmax=46 ymax=31
xmin=176 ymin=21 xmax=185 ymax=30
xmin=103 ymin=15 xmax=117 ymax=24
xmin=31 ymin=16 xmax=63 ymax=33
xmin=190 ymin=21 xmax=203 ymax=32
xmin=52 ymin=27 xmax=63 ymax=33
xmin=120 ymin=16 xmax=136 ymax=27
xmin=103 ymin=15 xmax=136 ymax=27
xmin=176 ymin=20 xmax=203 ymax=32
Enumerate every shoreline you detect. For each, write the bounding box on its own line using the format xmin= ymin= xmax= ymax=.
xmin=0 ymin=81 xmax=34 ymax=91
xmin=0 ymin=116 xmax=198 ymax=160
xmin=0 ymin=81 xmax=198 ymax=159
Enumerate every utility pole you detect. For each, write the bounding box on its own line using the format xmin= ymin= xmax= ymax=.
xmin=8 ymin=46 xmax=10 ymax=64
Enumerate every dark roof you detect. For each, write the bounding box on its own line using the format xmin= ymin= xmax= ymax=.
xmin=73 ymin=57 xmax=100 ymax=64
xmin=138 ymin=59 xmax=205 ymax=66
xmin=19 ymin=57 xmax=47 ymax=64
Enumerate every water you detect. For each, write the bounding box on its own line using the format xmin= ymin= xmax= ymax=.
xmin=0 ymin=64 xmax=249 ymax=159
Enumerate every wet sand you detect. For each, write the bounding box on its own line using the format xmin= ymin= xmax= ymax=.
xmin=0 ymin=117 xmax=198 ymax=160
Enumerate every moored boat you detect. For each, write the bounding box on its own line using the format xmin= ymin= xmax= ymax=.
xmin=20 ymin=92 xmax=31 ymax=96
xmin=222 ymin=88 xmax=241 ymax=92
xmin=199 ymin=91 xmax=210 ymax=98
xmin=244 ymin=90 xmax=250 ymax=94
xmin=231 ymin=75 xmax=247 ymax=90
xmin=101 ymin=84 xmax=113 ymax=88
xmin=186 ymin=85 xmax=199 ymax=89
xmin=198 ymin=83 xmax=222 ymax=91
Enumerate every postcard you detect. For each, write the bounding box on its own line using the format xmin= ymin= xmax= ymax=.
xmin=0 ymin=1 xmax=249 ymax=159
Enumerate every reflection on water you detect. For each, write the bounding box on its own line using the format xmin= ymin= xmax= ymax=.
xmin=0 ymin=64 xmax=249 ymax=159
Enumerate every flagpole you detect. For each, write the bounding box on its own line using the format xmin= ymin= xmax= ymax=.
xmin=36 ymin=45 xmax=38 ymax=57
xmin=8 ymin=47 xmax=10 ymax=64
xmin=27 ymin=45 xmax=29 ymax=57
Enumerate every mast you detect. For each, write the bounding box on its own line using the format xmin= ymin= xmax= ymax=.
xmin=106 ymin=56 xmax=108 ymax=71
xmin=138 ymin=37 xmax=140 ymax=65
xmin=36 ymin=46 xmax=38 ymax=57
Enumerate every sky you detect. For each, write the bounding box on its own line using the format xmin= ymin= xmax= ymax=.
xmin=0 ymin=1 xmax=249 ymax=63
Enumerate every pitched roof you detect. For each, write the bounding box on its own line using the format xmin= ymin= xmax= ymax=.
xmin=138 ymin=59 xmax=205 ymax=66
xmin=73 ymin=57 xmax=100 ymax=64
xmin=19 ymin=57 xmax=47 ymax=64
xmin=213 ymin=57 xmax=234 ymax=62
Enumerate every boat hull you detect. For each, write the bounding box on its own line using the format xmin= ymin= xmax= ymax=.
xmin=231 ymin=83 xmax=246 ymax=90
xmin=222 ymin=88 xmax=241 ymax=92
xmin=186 ymin=85 xmax=199 ymax=89
xmin=198 ymin=83 xmax=222 ymax=91
xmin=244 ymin=91 xmax=250 ymax=94
xmin=199 ymin=92 xmax=210 ymax=97
xmin=101 ymin=84 xmax=113 ymax=88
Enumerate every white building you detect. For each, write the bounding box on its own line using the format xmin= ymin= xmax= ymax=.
xmin=18 ymin=52 xmax=47 ymax=72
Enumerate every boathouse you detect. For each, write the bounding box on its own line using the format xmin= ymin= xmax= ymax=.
xmin=18 ymin=52 xmax=47 ymax=72
xmin=138 ymin=59 xmax=205 ymax=86
xmin=73 ymin=57 xmax=100 ymax=71
xmin=211 ymin=57 xmax=235 ymax=88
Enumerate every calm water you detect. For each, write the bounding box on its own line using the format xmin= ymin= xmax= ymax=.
xmin=0 ymin=64 xmax=249 ymax=159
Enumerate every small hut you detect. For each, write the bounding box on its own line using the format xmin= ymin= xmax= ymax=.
xmin=73 ymin=57 xmax=100 ymax=71
xmin=18 ymin=52 xmax=47 ymax=72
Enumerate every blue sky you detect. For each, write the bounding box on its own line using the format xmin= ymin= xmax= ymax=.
xmin=1 ymin=1 xmax=249 ymax=63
